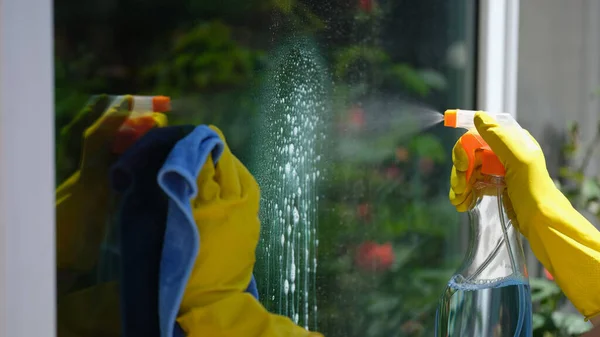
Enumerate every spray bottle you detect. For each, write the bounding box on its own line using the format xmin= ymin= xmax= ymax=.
xmin=435 ymin=109 xmax=532 ymax=337
xmin=107 ymin=95 xmax=171 ymax=154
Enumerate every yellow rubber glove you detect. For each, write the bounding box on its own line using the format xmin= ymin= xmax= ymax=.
xmin=449 ymin=111 xmax=600 ymax=321
xmin=57 ymin=95 xmax=111 ymax=181
xmin=56 ymin=95 xmax=168 ymax=273
xmin=177 ymin=126 xmax=322 ymax=337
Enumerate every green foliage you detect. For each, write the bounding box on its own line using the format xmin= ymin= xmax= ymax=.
xmin=532 ymin=113 xmax=600 ymax=337
xmin=408 ymin=134 xmax=446 ymax=164
xmin=55 ymin=50 xmax=107 ymax=128
xmin=318 ymin=83 xmax=459 ymax=336
xmin=143 ymin=21 xmax=265 ymax=95
xmin=334 ymin=47 xmax=445 ymax=98
xmin=557 ymin=119 xmax=600 ymax=216
xmin=530 ymin=278 xmax=592 ymax=336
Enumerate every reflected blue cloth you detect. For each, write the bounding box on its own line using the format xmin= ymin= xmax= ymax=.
xmin=111 ymin=126 xmax=195 ymax=337
xmin=157 ymin=125 xmax=259 ymax=337
xmin=246 ymin=272 xmax=259 ymax=298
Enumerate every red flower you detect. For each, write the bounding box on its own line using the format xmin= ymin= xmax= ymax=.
xmin=357 ymin=203 xmax=371 ymax=221
xmin=359 ymin=0 xmax=373 ymax=12
xmin=401 ymin=320 xmax=424 ymax=335
xmin=395 ymin=147 xmax=409 ymax=162
xmin=544 ymin=268 xmax=554 ymax=281
xmin=348 ymin=106 xmax=365 ymax=129
xmin=355 ymin=241 xmax=394 ymax=272
xmin=419 ymin=157 xmax=435 ymax=175
xmin=384 ymin=166 xmax=401 ymax=179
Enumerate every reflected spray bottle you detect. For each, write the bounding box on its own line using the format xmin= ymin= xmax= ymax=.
xmin=435 ymin=109 xmax=533 ymax=337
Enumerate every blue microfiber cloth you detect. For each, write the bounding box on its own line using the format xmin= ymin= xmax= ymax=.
xmin=157 ymin=125 xmax=259 ymax=337
xmin=111 ymin=125 xmax=195 ymax=337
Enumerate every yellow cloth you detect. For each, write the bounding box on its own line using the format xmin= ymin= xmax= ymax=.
xmin=56 ymin=94 xmax=167 ymax=272
xmin=449 ymin=111 xmax=600 ymax=320
xmin=177 ymin=126 xmax=322 ymax=337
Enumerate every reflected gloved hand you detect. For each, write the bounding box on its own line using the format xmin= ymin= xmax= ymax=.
xmin=449 ymin=111 xmax=600 ymax=321
xmin=56 ymin=95 xmax=167 ymax=273
xmin=177 ymin=126 xmax=322 ymax=337
xmin=57 ymin=95 xmax=111 ymax=181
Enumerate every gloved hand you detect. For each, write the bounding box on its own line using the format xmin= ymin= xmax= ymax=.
xmin=176 ymin=126 xmax=322 ymax=337
xmin=57 ymin=95 xmax=169 ymax=179
xmin=449 ymin=111 xmax=600 ymax=321
xmin=57 ymin=95 xmax=111 ymax=181
xmin=56 ymin=95 xmax=167 ymax=273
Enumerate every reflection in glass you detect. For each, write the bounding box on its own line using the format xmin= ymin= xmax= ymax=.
xmin=54 ymin=0 xmax=477 ymax=335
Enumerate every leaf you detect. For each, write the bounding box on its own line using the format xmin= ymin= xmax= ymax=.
xmin=367 ymin=296 xmax=400 ymax=314
xmin=408 ymin=134 xmax=446 ymax=163
xmin=391 ymin=243 xmax=419 ymax=271
xmin=272 ymin=0 xmax=293 ymax=13
xmin=334 ymin=46 xmax=389 ymax=79
xmin=532 ymin=313 xmax=547 ymax=330
xmin=529 ymin=278 xmax=562 ymax=303
xmin=336 ymin=136 xmax=394 ymax=164
xmin=582 ymin=179 xmax=600 ymax=200
xmin=551 ymin=311 xmax=592 ymax=335
xmin=367 ymin=319 xmax=386 ymax=337
xmin=418 ymin=69 xmax=447 ymax=90
xmin=558 ymin=167 xmax=586 ymax=183
xmin=294 ymin=2 xmax=326 ymax=31
xmin=390 ymin=64 xmax=430 ymax=96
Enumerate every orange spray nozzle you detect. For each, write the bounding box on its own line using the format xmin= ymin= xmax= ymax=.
xmin=151 ymin=96 xmax=171 ymax=112
xmin=444 ymin=109 xmax=457 ymax=127
xmin=460 ymin=133 xmax=505 ymax=181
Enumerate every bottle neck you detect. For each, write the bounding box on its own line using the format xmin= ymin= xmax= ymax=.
xmin=455 ymin=175 xmax=528 ymax=285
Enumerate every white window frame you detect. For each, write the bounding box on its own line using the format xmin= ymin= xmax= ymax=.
xmin=0 ymin=0 xmax=520 ymax=335
xmin=0 ymin=0 xmax=56 ymax=335
xmin=477 ymin=0 xmax=520 ymax=115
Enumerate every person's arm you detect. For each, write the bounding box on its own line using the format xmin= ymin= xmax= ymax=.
xmin=449 ymin=111 xmax=600 ymax=320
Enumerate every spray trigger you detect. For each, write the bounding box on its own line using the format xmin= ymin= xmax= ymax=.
xmin=460 ymin=133 xmax=505 ymax=182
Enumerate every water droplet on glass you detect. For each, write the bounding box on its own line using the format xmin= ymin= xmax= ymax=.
xmin=284 ymin=279 xmax=289 ymax=294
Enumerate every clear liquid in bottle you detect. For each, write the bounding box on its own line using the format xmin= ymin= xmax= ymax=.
xmin=435 ymin=176 xmax=532 ymax=337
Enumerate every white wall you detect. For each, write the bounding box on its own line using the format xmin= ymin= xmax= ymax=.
xmin=517 ymin=0 xmax=600 ymax=314
xmin=517 ymin=0 xmax=600 ymax=177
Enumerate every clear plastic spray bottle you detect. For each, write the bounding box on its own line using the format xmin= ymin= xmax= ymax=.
xmin=435 ymin=110 xmax=532 ymax=337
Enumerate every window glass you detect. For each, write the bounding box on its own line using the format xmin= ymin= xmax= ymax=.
xmin=54 ymin=0 xmax=476 ymax=336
